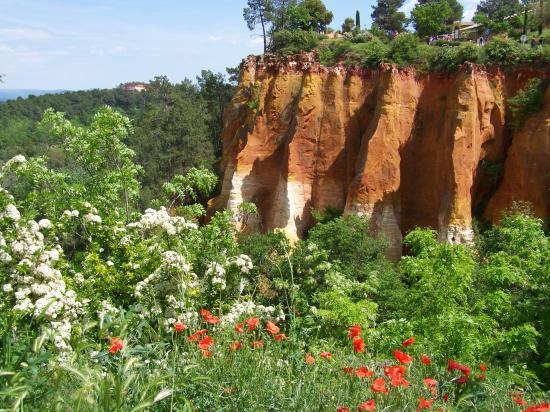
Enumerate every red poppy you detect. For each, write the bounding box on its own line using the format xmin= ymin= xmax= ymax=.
xmin=358 ymin=399 xmax=375 ymax=411
xmin=443 ymin=394 xmax=449 ymax=403
xmin=512 ymin=393 xmax=527 ymax=406
xmin=235 ymin=322 xmax=244 ymax=333
xmin=320 ymin=351 xmax=332 ymax=360
xmin=402 ymin=337 xmax=415 ymax=347
xmin=201 ymin=349 xmax=212 ymax=358
xmin=371 ymin=378 xmax=389 ymax=395
xmin=457 ymin=375 xmax=469 ymax=384
xmin=394 ymin=350 xmax=413 ymax=364
xmin=108 ymin=337 xmax=124 ymax=354
xmin=188 ymin=329 xmax=208 ymax=342
xmin=174 ymin=321 xmax=188 ymax=332
xmin=336 ymin=407 xmax=350 ymax=412
xmin=423 ymin=378 xmax=438 ymax=396
xmin=198 ymin=335 xmax=214 ymax=350
xmin=200 ymin=309 xmax=220 ymax=324
xmin=348 ymin=324 xmax=361 ymax=339
xmin=229 ymin=341 xmax=243 ymax=351
xmin=447 ymin=359 xmax=471 ymax=376
xmin=355 ymin=366 xmax=374 ymax=378
xmin=266 ymin=321 xmax=280 ymax=335
xmin=305 ymin=353 xmax=316 ymax=365
xmin=251 ymin=340 xmax=263 ymax=349
xmin=479 ymin=364 xmax=487 ymax=372
xmin=342 ymin=367 xmax=354 ymax=375
xmin=421 ymin=355 xmax=431 ymax=365
xmin=353 ymin=337 xmax=365 ymax=353
xmin=416 ymin=397 xmax=433 ymax=411
xmin=245 ymin=317 xmax=259 ymax=331
xmin=274 ymin=333 xmax=287 ymax=341
xmin=384 ymin=365 xmax=409 ymax=387
xmin=524 ymin=403 xmax=549 ymax=412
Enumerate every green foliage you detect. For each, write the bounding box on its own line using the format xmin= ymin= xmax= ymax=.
xmin=411 ymin=0 xmax=454 ymax=37
xmin=429 ymin=42 xmax=479 ymax=71
xmin=272 ymin=29 xmax=322 ymax=54
xmin=341 ymin=17 xmax=355 ymax=33
xmin=476 ymin=0 xmax=522 ymax=21
xmin=387 ymin=33 xmax=423 ymax=67
xmin=417 ymin=0 xmax=464 ymax=25
xmin=371 ymin=0 xmax=407 ymax=31
xmin=508 ymin=78 xmax=549 ymax=130
xmin=317 ymin=40 xmax=353 ymax=65
xmin=482 ymin=37 xmax=524 ymax=66
xmin=286 ymin=0 xmax=334 ymax=32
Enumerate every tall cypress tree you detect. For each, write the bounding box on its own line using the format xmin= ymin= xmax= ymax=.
xmin=356 ymin=10 xmax=361 ymax=32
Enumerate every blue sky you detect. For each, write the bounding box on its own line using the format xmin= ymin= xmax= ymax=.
xmin=0 ymin=0 xmax=479 ymax=90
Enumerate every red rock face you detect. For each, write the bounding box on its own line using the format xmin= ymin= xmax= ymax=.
xmin=210 ymin=54 xmax=549 ymax=258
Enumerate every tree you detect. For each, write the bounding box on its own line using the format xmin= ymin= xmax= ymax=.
xmin=371 ymin=0 xmax=407 ymax=31
xmin=475 ymin=0 xmax=521 ymax=21
xmin=269 ymin=0 xmax=297 ymax=31
xmin=342 ymin=17 xmax=355 ymax=33
xmin=196 ymin=70 xmax=236 ymax=156
xmin=287 ymin=0 xmax=334 ymax=32
xmin=356 ymin=10 xmax=361 ymax=32
xmin=417 ymin=0 xmax=463 ymax=25
xmin=244 ymin=0 xmax=273 ymax=53
xmin=411 ymin=0 xmax=453 ymax=37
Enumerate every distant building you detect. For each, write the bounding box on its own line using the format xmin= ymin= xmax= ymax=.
xmin=119 ymin=82 xmax=148 ymax=92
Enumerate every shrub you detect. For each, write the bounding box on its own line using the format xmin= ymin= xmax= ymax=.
xmin=508 ymin=78 xmax=549 ymax=130
xmin=317 ymin=40 xmax=352 ymax=66
xmin=272 ymin=29 xmax=322 ymax=55
xmin=429 ymin=42 xmax=480 ymax=72
xmin=346 ymin=39 xmax=389 ymax=68
xmin=387 ymin=33 xmax=423 ymax=67
xmin=482 ymin=37 xmax=523 ymax=66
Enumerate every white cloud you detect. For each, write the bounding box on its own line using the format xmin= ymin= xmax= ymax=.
xmin=0 ymin=44 xmax=14 ymax=53
xmin=208 ymin=35 xmax=223 ymax=41
xmin=0 ymin=27 xmax=51 ymax=40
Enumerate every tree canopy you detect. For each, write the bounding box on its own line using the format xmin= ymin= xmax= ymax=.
xmin=371 ymin=0 xmax=407 ymax=32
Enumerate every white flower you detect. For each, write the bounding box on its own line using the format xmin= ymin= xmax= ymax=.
xmin=2 ymin=204 xmax=21 ymax=222
xmin=2 ymin=283 xmax=13 ymax=292
xmin=107 ymin=260 xmax=114 ymax=267
xmin=38 ymin=219 xmax=52 ymax=230
xmin=83 ymin=213 xmax=102 ymax=224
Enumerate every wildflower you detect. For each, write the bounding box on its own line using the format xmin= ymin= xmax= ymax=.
xmin=320 ymin=351 xmax=332 ymax=360
xmin=457 ymin=375 xmax=469 ymax=384
xmin=198 ymin=335 xmax=214 ymax=350
xmin=394 ymin=350 xmax=413 ymax=364
xmin=423 ymin=378 xmax=438 ymax=396
xmin=371 ymin=378 xmax=389 ymax=395
xmin=443 ymin=394 xmax=449 ymax=402
xmin=384 ymin=365 xmax=409 ymax=387
xmin=174 ymin=321 xmax=188 ymax=332
xmin=274 ymin=333 xmax=287 ymax=341
xmin=416 ymin=397 xmax=433 ymax=411
xmin=447 ymin=359 xmax=471 ymax=376
xmin=355 ymin=366 xmax=373 ymax=378
xmin=266 ymin=320 xmax=280 ymax=335
xmin=108 ymin=337 xmax=124 ymax=354
xmin=348 ymin=324 xmax=361 ymax=339
xmin=478 ymin=363 xmax=487 ymax=380
xmin=358 ymin=399 xmax=375 ymax=411
xmin=353 ymin=337 xmax=365 ymax=353
xmin=229 ymin=341 xmax=243 ymax=352
xmin=336 ymin=407 xmax=350 ymax=412
xmin=245 ymin=317 xmax=259 ymax=331
xmin=202 ymin=349 xmax=212 ymax=358
xmin=188 ymin=329 xmax=208 ymax=342
xmin=342 ymin=367 xmax=354 ymax=375
xmin=305 ymin=353 xmax=315 ymax=365
xmin=524 ymin=403 xmax=549 ymax=412
xmin=421 ymin=355 xmax=431 ymax=365
xmin=251 ymin=340 xmax=263 ymax=349
xmin=235 ymin=322 xmax=244 ymax=333
xmin=200 ymin=309 xmax=219 ymax=324
xmin=402 ymin=337 xmax=415 ymax=347
xmin=512 ymin=393 xmax=527 ymax=406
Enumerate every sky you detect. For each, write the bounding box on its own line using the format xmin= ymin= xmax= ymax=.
xmin=0 ymin=0 xmax=479 ymax=90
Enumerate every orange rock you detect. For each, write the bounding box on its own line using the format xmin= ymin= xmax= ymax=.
xmin=210 ymin=54 xmax=549 ymax=259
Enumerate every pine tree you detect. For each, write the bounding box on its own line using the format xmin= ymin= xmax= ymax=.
xmin=243 ymin=0 xmax=273 ymax=53
xmin=371 ymin=0 xmax=407 ymax=31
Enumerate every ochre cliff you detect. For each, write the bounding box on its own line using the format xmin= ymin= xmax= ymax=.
xmin=210 ymin=53 xmax=550 ymax=258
